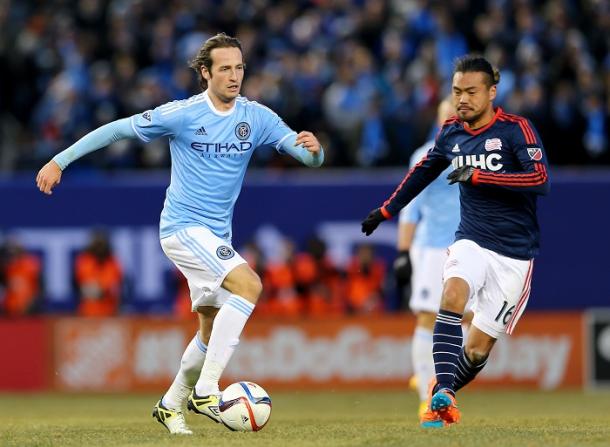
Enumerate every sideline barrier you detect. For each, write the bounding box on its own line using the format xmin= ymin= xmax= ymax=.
xmin=0 ymin=312 xmax=583 ymax=392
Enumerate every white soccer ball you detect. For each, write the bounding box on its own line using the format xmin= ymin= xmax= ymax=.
xmin=219 ymin=381 xmax=272 ymax=431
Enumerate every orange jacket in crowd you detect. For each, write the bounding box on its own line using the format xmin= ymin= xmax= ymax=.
xmin=345 ymin=248 xmax=386 ymax=314
xmin=2 ymin=252 xmax=41 ymax=316
xmin=264 ymin=260 xmax=303 ymax=317
xmin=74 ymin=252 xmax=122 ymax=317
xmin=292 ymin=252 xmax=345 ymax=317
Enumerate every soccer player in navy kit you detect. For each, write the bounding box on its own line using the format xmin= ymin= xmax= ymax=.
xmin=362 ymin=55 xmax=549 ymax=427
xmin=37 ymin=33 xmax=324 ymax=435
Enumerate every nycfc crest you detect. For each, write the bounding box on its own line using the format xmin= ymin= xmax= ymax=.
xmin=217 ymin=245 xmax=235 ymax=260
xmin=235 ymin=122 xmax=251 ymax=140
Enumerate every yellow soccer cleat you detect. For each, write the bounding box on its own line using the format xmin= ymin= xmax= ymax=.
xmin=418 ymin=401 xmax=428 ymax=419
xmin=152 ymin=399 xmax=193 ymax=435
xmin=187 ymin=390 xmax=221 ymax=423
xmin=408 ymin=375 xmax=419 ymax=391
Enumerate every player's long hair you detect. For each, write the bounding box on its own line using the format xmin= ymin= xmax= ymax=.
xmin=454 ymin=55 xmax=500 ymax=88
xmin=189 ymin=33 xmax=244 ymax=91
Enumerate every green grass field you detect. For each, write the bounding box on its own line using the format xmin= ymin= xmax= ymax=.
xmin=1 ymin=390 xmax=609 ymax=447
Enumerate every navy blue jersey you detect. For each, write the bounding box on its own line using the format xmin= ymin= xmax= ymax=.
xmin=381 ymin=107 xmax=550 ymax=260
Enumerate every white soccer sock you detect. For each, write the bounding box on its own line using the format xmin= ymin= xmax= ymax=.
xmin=412 ymin=326 xmax=434 ymax=402
xmin=195 ymin=294 xmax=254 ymax=396
xmin=162 ymin=332 xmax=207 ymax=411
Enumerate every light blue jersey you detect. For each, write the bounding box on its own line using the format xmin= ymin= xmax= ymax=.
xmin=398 ymin=141 xmax=459 ymax=248
xmin=130 ymin=92 xmax=302 ymax=240
xmin=53 ymin=91 xmax=322 ymax=241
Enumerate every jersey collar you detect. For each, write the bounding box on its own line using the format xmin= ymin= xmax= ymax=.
xmin=461 ymin=107 xmax=502 ymax=135
xmin=203 ymin=90 xmax=238 ymax=116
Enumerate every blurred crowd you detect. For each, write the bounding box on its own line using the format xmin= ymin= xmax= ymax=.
xmin=0 ymin=0 xmax=609 ymax=171
xmin=0 ymin=231 xmax=390 ymax=318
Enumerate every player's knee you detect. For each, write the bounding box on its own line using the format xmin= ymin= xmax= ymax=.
xmin=239 ymin=274 xmax=263 ymax=303
xmin=464 ymin=347 xmax=488 ymax=366
xmin=224 ymin=265 xmax=263 ymax=303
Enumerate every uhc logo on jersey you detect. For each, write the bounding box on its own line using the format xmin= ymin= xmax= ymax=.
xmin=452 ymin=153 xmax=503 ymax=171
xmin=527 ymin=147 xmax=543 ymax=161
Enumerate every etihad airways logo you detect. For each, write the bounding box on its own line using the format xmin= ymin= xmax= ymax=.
xmin=452 ymin=153 xmax=503 ymax=171
xmin=190 ymin=141 xmax=253 ymax=158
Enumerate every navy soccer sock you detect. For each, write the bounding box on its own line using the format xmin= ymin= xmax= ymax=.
xmin=453 ymin=348 xmax=487 ymax=392
xmin=432 ymin=309 xmax=463 ymax=395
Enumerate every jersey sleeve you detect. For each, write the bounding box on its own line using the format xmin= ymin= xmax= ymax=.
xmin=52 ymin=118 xmax=136 ymax=170
xmin=381 ymin=131 xmax=451 ymax=218
xmin=397 ymin=146 xmax=429 ymax=223
xmin=399 ymin=194 xmax=422 ymax=224
xmin=130 ymin=104 xmax=185 ymax=143
xmin=254 ymin=103 xmax=297 ymax=150
xmin=472 ymin=119 xmax=550 ymax=195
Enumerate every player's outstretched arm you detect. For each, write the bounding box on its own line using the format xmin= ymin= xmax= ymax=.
xmin=35 ymin=118 xmax=137 ymax=195
xmin=280 ymin=132 xmax=324 ymax=167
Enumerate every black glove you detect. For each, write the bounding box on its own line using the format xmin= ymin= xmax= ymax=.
xmin=393 ymin=250 xmax=412 ymax=283
xmin=447 ymin=165 xmax=475 ymax=185
xmin=361 ymin=208 xmax=386 ymax=236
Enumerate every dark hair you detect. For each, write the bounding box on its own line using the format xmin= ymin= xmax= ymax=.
xmin=189 ymin=33 xmax=243 ymax=90
xmin=453 ymin=55 xmax=500 ymax=87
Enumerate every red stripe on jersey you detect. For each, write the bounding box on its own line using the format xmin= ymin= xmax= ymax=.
xmin=442 ymin=116 xmax=460 ymax=126
xmin=506 ymin=260 xmax=534 ymax=334
xmin=477 ymin=164 xmax=547 ymax=186
xmin=499 ymin=114 xmax=536 ymax=144
xmin=477 ymin=176 xmax=545 ymax=187
xmin=479 ymin=163 xmax=546 ymax=180
xmin=382 ymin=155 xmax=428 ymax=210
xmin=498 ymin=115 xmax=533 ymax=144
xmin=380 ymin=207 xmax=392 ymax=219
xmin=498 ymin=114 xmax=536 ymax=144
xmin=496 ymin=113 xmax=536 ymax=144
xmin=434 ymin=116 xmax=460 ymax=140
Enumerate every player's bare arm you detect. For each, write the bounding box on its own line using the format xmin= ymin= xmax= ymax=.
xmin=36 ymin=160 xmax=63 ymax=195
xmin=295 ymin=131 xmax=321 ymax=153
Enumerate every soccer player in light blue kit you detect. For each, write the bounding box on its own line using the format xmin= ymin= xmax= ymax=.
xmin=395 ymin=98 xmax=467 ymax=417
xmin=36 ymin=33 xmax=324 ymax=435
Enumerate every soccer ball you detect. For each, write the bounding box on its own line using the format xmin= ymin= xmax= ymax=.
xmin=219 ymin=381 xmax=272 ymax=431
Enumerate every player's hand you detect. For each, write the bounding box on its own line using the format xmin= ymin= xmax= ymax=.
xmin=393 ymin=250 xmax=412 ymax=283
xmin=295 ymin=131 xmax=321 ymax=154
xmin=447 ymin=165 xmax=475 ymax=185
xmin=36 ymin=160 xmax=63 ymax=195
xmin=361 ymin=208 xmax=386 ymax=236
